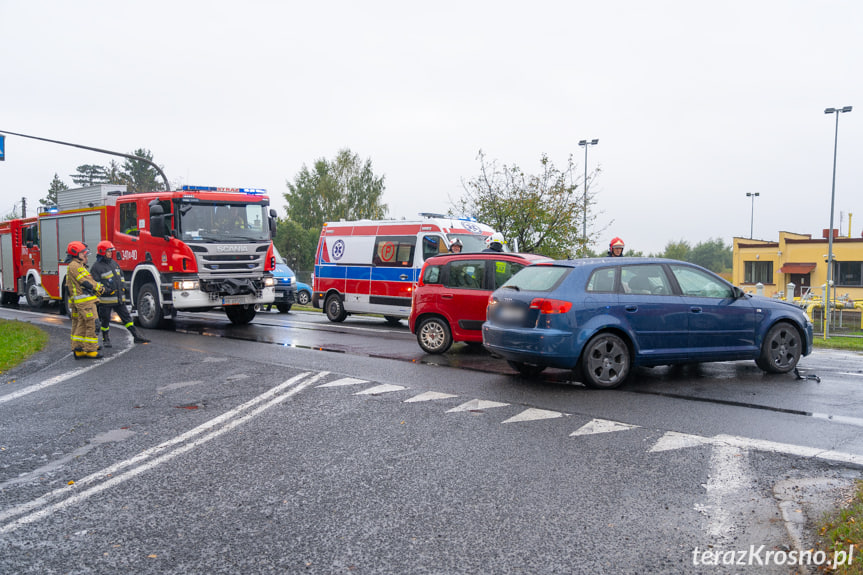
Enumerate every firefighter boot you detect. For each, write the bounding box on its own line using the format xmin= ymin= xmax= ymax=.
xmin=130 ymin=326 xmax=150 ymax=344
xmin=102 ymin=331 xmax=112 ymax=348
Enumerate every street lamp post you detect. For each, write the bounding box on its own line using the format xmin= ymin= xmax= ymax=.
xmin=823 ymin=105 xmax=852 ymax=338
xmin=746 ymin=192 xmax=759 ymax=239
xmin=578 ymin=139 xmax=599 ymax=253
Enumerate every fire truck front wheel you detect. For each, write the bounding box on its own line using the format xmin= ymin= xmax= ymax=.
xmin=25 ymin=277 xmax=44 ymax=309
xmin=325 ymin=294 xmax=347 ymax=323
xmin=136 ymin=282 xmax=164 ymax=329
xmin=225 ymin=305 xmax=256 ymax=325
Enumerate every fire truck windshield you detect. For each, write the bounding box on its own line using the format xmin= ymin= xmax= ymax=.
xmin=178 ymin=201 xmax=270 ymax=243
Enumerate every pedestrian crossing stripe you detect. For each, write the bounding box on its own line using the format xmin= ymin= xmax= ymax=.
xmin=404 ymin=391 xmax=459 ymax=402
xmin=649 ymin=431 xmax=711 ymax=452
xmin=502 ymin=408 xmax=565 ymax=424
xmin=570 ymin=418 xmax=639 ymax=437
xmin=318 ymin=377 xmax=368 ymax=388
xmin=446 ymin=399 xmax=510 ymax=413
xmin=354 ymin=384 xmax=406 ymax=395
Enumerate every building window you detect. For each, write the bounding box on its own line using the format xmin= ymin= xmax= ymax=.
xmin=744 ymin=261 xmax=773 ymax=284
xmin=835 ymin=261 xmax=863 ymax=287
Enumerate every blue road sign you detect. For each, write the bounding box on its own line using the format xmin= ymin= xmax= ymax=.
xmin=0 ymin=135 xmax=5 ymax=161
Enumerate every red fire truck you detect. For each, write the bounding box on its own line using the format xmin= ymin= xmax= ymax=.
xmin=0 ymin=184 xmax=277 ymax=328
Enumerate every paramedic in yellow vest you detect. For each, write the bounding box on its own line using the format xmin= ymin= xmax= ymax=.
xmin=90 ymin=240 xmax=150 ymax=347
xmin=65 ymin=241 xmax=105 ymax=359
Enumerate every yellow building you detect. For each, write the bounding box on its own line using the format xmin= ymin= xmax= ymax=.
xmin=733 ymin=230 xmax=863 ymax=302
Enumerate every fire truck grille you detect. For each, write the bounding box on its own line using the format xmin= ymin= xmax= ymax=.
xmin=196 ymin=253 xmax=265 ymax=278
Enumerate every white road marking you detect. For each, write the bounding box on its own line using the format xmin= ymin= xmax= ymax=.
xmin=649 ymin=431 xmax=712 ymax=452
xmin=157 ymin=380 xmax=204 ymax=393
xmin=354 ymin=384 xmax=406 ymax=395
xmin=0 ymin=371 xmax=327 ymax=533
xmin=446 ymin=399 xmax=510 ymax=413
xmin=404 ymin=391 xmax=458 ymax=402
xmin=570 ymin=418 xmax=639 ymax=436
xmin=502 ymin=408 xmax=564 ymax=424
xmin=317 ymin=377 xmax=368 ymax=388
xmin=693 ymin=443 xmax=752 ymax=544
xmin=648 ymin=430 xmax=863 ymax=466
xmin=0 ymin=340 xmax=135 ymax=405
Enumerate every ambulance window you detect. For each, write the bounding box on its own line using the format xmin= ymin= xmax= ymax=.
xmin=422 ymin=235 xmax=446 ymax=260
xmin=373 ymin=236 xmax=416 ymax=267
xmin=422 ymin=265 xmax=442 ymax=284
xmin=119 ymin=202 xmax=139 ymax=236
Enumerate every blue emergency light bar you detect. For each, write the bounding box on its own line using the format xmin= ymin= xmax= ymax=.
xmin=181 ymin=185 xmax=266 ymax=194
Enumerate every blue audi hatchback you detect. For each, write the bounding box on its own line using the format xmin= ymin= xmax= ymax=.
xmin=483 ymin=258 xmax=814 ymax=389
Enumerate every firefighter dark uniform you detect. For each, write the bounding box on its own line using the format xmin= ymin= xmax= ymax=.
xmin=65 ymin=241 xmax=104 ymax=359
xmin=90 ymin=241 xmax=150 ymax=347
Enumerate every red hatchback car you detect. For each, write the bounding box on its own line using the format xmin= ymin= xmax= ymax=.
xmin=409 ymin=252 xmax=552 ymax=353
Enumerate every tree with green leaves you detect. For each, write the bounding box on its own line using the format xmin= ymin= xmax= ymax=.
xmin=105 ymin=160 xmax=124 ymax=185
xmin=689 ymin=237 xmax=732 ymax=273
xmin=657 ymin=238 xmax=731 ymax=273
xmin=121 ymin=148 xmax=165 ymax=194
xmin=454 ymin=150 xmax=598 ymax=259
xmin=273 ymin=219 xmax=319 ymax=277
xmin=40 ymin=173 xmax=69 ymax=211
xmin=283 ymin=148 xmax=387 ymax=230
xmin=660 ymin=240 xmax=691 ymax=261
xmin=70 ymin=164 xmax=108 ymax=186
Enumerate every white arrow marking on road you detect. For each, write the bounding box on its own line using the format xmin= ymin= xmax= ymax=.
xmin=354 ymin=384 xmax=406 ymax=395
xmin=570 ymin=418 xmax=639 ymax=437
xmin=648 ymin=431 xmax=863 ymax=466
xmin=649 ymin=431 xmax=713 ymax=452
xmin=502 ymin=408 xmax=564 ymax=424
xmin=446 ymin=399 xmax=510 ymax=413
xmin=404 ymin=391 xmax=458 ymax=402
xmin=317 ymin=377 xmax=368 ymax=388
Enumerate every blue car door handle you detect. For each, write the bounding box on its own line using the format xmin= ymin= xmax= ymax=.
xmin=690 ymin=307 xmax=703 ymax=313
xmin=625 ymin=305 xmax=638 ymax=312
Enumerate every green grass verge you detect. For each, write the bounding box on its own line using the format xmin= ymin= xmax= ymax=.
xmin=0 ymin=319 xmax=49 ymax=373
xmin=817 ymin=480 xmax=862 ymax=574
xmin=813 ymin=336 xmax=863 ymax=352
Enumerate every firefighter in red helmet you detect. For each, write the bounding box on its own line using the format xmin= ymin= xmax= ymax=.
xmin=64 ymin=241 xmax=105 ymax=359
xmin=608 ymin=237 xmax=625 ymax=257
xmin=90 ymin=240 xmax=150 ymax=347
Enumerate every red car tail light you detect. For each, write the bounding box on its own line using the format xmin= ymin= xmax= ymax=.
xmin=529 ymin=298 xmax=572 ymax=314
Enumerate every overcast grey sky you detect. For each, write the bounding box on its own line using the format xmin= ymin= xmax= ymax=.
xmin=2 ymin=0 xmax=861 ymax=255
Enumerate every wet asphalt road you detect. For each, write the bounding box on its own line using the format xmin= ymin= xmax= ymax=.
xmin=1 ymin=304 xmax=862 ymax=574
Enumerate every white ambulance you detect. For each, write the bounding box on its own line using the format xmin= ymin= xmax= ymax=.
xmin=312 ymin=214 xmax=497 ymax=323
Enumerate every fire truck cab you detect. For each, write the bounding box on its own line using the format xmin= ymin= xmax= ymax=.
xmin=0 ymin=184 xmax=278 ymax=328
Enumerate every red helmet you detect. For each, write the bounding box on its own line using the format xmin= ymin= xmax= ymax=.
xmin=609 ymin=237 xmax=625 ymax=249
xmin=67 ymin=241 xmax=89 ymax=258
xmin=97 ymin=240 xmax=116 ymax=256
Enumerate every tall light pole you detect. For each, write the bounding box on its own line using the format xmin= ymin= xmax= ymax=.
xmin=578 ymin=139 xmax=599 ymax=252
xmin=746 ymin=192 xmax=759 ymax=239
xmin=823 ymin=106 xmax=852 ymax=338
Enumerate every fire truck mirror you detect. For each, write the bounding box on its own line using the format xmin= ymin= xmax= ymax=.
xmin=149 ymin=201 xmax=166 ymax=239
